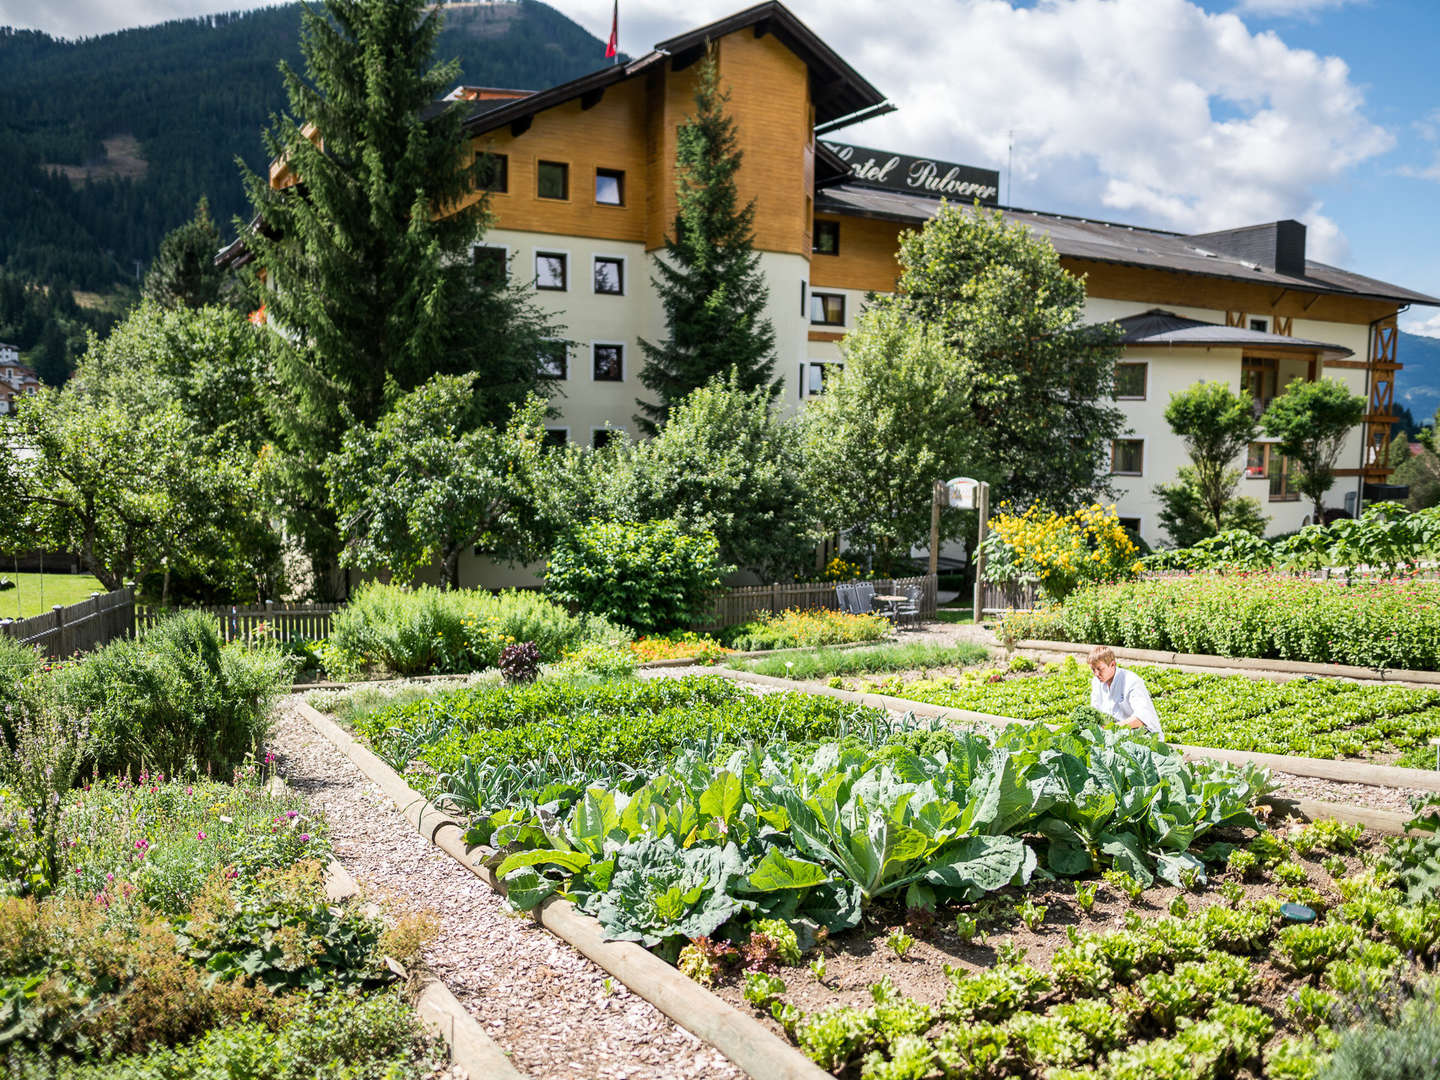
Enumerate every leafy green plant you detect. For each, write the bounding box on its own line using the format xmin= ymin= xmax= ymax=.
xmin=498 ymin=641 xmax=541 ymax=684
xmin=1104 ymin=870 xmax=1146 ymax=901
xmin=729 ymin=640 xmax=988 ymax=679
xmin=722 ymin=608 xmax=890 ymax=652
xmin=746 ymin=918 xmax=802 ymax=968
xmin=953 ymin=911 xmax=981 ymax=944
xmin=1018 ymin=899 xmax=1047 ymax=930
xmin=1293 ymin=820 xmax=1363 ymax=856
xmin=885 ymin=927 xmax=916 ymax=958
xmin=546 ymin=519 xmax=729 ymax=634
xmin=742 ymin=970 xmax=787 ymax=1008
xmin=1073 ymin=880 xmax=1098 ymax=913
xmin=1275 ymin=860 xmax=1311 ymax=886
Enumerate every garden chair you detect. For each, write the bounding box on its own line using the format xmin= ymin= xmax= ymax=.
xmin=834 ymin=583 xmax=855 ymax=614
xmin=853 ymin=582 xmax=877 ymax=616
xmin=894 ymin=584 xmax=922 ymax=628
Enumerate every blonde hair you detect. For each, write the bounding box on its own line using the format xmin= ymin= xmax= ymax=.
xmin=1087 ymin=645 xmax=1115 ymax=668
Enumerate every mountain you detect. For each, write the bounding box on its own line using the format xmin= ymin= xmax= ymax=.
xmin=1397 ymin=330 xmax=1440 ymax=424
xmin=0 ymin=1 xmax=613 ymax=378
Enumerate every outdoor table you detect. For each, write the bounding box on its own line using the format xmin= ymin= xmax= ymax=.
xmin=872 ymin=594 xmax=907 ymax=622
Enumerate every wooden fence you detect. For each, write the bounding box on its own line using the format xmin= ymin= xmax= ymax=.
xmin=134 ymin=602 xmax=340 ymax=644
xmin=0 ymin=587 xmax=136 ymax=660
xmin=980 ymin=578 xmax=1041 ymax=616
xmin=695 ymin=574 xmax=938 ymax=631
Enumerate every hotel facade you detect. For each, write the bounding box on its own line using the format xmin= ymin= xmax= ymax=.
xmin=248 ymin=2 xmax=1437 ymax=582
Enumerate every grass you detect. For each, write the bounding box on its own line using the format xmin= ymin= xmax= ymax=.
xmin=932 ymin=606 xmax=975 ymax=625
xmin=728 ymin=640 xmax=991 ymax=680
xmin=0 ymin=571 xmax=107 ymax=619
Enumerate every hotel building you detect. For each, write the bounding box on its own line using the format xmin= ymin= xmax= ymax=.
xmin=242 ymin=2 xmax=1437 ymax=581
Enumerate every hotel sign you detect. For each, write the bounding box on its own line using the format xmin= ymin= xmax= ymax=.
xmin=822 ymin=142 xmax=1000 ymax=205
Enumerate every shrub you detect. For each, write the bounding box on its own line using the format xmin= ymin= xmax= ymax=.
xmin=998 ymin=574 xmax=1440 ymax=670
xmin=1318 ymin=979 xmax=1440 ymax=1080
xmin=630 ymin=632 xmax=732 ymax=664
xmin=981 ymin=503 xmax=1142 ymax=601
xmin=327 ymin=583 xmax=627 ymax=676
xmin=0 ymin=636 xmax=40 ymax=718
xmin=546 ymin=519 xmax=729 ymax=633
xmin=498 ymin=642 xmax=541 ymax=684
xmin=723 ymin=608 xmax=889 ymax=651
xmin=45 ymin=611 xmax=292 ymax=778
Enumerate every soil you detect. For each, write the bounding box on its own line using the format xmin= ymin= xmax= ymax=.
xmin=708 ymin=828 xmax=1387 ymax=1056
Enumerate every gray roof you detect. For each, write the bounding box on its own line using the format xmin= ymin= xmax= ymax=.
xmin=1114 ymin=309 xmax=1353 ymax=359
xmin=815 ymin=184 xmax=1439 ymax=307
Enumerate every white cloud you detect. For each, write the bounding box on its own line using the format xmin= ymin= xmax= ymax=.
xmin=1232 ymin=0 xmax=1364 ymax=16
xmin=1401 ymin=311 xmax=1440 ymax=338
xmin=561 ymin=0 xmax=1390 ymax=261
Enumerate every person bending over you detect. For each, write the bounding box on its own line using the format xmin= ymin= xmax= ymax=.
xmin=1087 ymin=645 xmax=1163 ymax=737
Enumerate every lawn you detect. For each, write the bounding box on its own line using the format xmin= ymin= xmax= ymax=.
xmin=0 ymin=571 xmax=107 ymax=619
xmin=728 ymin=640 xmax=990 ymax=680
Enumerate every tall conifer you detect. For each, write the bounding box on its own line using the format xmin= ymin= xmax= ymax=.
xmin=143 ymin=197 xmax=226 ymax=310
xmin=636 ymin=50 xmax=778 ymax=434
xmin=236 ymin=0 xmax=558 ymax=591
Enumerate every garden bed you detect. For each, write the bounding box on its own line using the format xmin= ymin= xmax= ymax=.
xmin=827 ymin=657 xmax=1440 ymax=770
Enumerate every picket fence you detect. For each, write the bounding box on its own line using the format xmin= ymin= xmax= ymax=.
xmin=0 ymin=587 xmax=136 ymax=660
xmin=694 ymin=574 xmax=938 ymax=631
xmin=133 ymin=602 xmax=341 ymax=644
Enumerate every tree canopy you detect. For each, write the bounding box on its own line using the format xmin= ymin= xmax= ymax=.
xmin=1261 ymin=378 xmax=1367 ymax=522
xmin=1154 ymin=380 xmax=1263 ymax=543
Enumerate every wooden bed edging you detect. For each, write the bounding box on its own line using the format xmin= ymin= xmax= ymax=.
xmin=294 ymin=701 xmax=832 ymax=1080
xmin=1012 ymin=638 xmax=1440 ymax=687
xmin=268 ymin=776 xmax=528 ymax=1079
xmin=712 ymin=668 xmax=1440 ymax=803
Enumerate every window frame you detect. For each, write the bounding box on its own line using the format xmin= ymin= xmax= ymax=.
xmin=810 ymin=291 xmax=846 ymax=327
xmin=1110 ymin=438 xmax=1145 ymax=477
xmin=1269 ymin=450 xmax=1302 ymax=502
xmin=471 ymin=243 xmax=508 ymax=286
xmin=591 ymin=340 xmax=625 ymax=383
xmin=592 ymin=254 xmax=626 ymax=296
xmin=592 ymin=426 xmax=626 ymax=448
xmin=543 ymin=427 xmax=570 ymax=447
xmin=534 ymin=249 xmax=569 ymax=292
xmin=1114 ymin=361 xmax=1148 ymax=400
xmin=537 ymin=160 xmax=569 ymax=201
xmin=537 ymin=340 xmax=568 ymax=380
xmin=476 ymin=150 xmax=508 ymax=193
xmin=1249 ymin=317 xmax=1270 ymax=334
xmin=594 ymin=167 xmax=625 ymax=206
xmin=813 ymin=219 xmax=840 ymax=255
xmin=801 ymin=359 xmax=845 ymax=399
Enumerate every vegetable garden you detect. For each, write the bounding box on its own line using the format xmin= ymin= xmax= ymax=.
xmin=317 ymin=668 xmax=1440 ymax=1080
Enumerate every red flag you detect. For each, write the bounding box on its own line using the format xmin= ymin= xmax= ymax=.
xmin=605 ymin=0 xmax=618 ymax=58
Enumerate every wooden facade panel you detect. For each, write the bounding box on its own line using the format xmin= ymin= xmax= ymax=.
xmin=716 ymin=31 xmax=812 ymax=257
xmin=464 ymin=77 xmax=650 ymax=245
xmin=809 ymin=214 xmax=906 ymax=292
xmin=1067 ymin=259 xmax=1399 ymax=327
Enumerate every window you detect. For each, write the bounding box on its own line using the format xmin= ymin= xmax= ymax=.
xmin=814 ymin=219 xmax=839 ymax=255
xmin=1243 ymin=356 xmax=1277 ymax=416
xmin=477 ymin=151 xmax=508 ymax=193
xmin=1245 ymin=442 xmax=1270 ymax=479
xmin=801 ymin=360 xmax=844 ymax=398
xmin=1118 ymin=516 xmax=1142 ymax=537
xmin=800 ymin=281 xmax=807 ymax=315
xmin=1269 ymin=453 xmax=1301 ymax=502
xmin=593 ymin=256 xmax=624 ymax=295
xmin=1111 ymin=439 xmax=1144 ymax=476
xmin=537 ymin=160 xmax=569 ymax=200
xmin=1249 ymin=317 xmax=1269 ymax=333
xmin=543 ymin=428 xmax=569 ymax=447
xmin=1114 ymin=362 xmax=1147 ymax=400
xmin=535 ymin=251 xmax=567 ymax=291
xmin=595 ymin=168 xmax=624 ymax=205
xmin=592 ymin=427 xmax=624 ymax=448
xmin=810 ymin=292 xmax=845 ymax=326
xmin=538 ymin=341 xmax=567 ymax=379
xmin=593 ymin=342 xmax=624 ymax=381
xmin=472 ymin=245 xmax=507 ymax=286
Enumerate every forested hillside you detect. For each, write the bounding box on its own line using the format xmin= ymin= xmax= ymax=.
xmin=0 ymin=0 xmax=611 ymax=380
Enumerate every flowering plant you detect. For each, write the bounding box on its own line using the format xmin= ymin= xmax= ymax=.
xmin=982 ymin=503 xmax=1141 ymax=601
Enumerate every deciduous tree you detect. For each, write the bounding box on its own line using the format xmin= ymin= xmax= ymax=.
xmin=1152 ymin=380 xmax=1265 ymax=544
xmin=1261 ymin=378 xmax=1366 ymax=523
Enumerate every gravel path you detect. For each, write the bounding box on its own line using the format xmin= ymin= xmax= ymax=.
xmin=265 ymin=700 xmax=742 ymax=1080
xmin=1268 ymin=771 xmax=1430 ymax=815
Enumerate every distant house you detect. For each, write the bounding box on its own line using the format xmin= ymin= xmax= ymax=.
xmin=0 ymin=359 xmax=39 ymax=415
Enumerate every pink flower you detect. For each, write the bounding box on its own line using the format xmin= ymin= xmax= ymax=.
xmin=196 ymin=830 xmax=207 ymax=841
xmin=299 ymin=833 xmax=310 ymax=843
xmin=186 ymin=786 xmax=192 ymax=795
xmin=106 ymin=872 xmax=114 ymax=881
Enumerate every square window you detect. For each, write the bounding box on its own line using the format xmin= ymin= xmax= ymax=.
xmin=593 ymin=343 xmax=624 ymax=381
xmin=1249 ymin=317 xmax=1269 ymax=333
xmin=538 ymin=341 xmax=567 ymax=379
xmin=1118 ymin=517 xmax=1142 ymax=536
xmin=477 ymin=151 xmax=508 ymax=193
xmin=595 ymin=168 xmax=624 ymax=205
xmin=1111 ymin=439 xmax=1144 ymax=476
xmin=538 ymin=160 xmax=569 ymax=200
xmin=543 ymin=428 xmax=569 ymax=447
xmin=813 ymin=220 xmax=840 ymax=255
xmin=810 ymin=292 xmax=845 ymax=326
xmin=535 ymin=251 xmax=567 ymax=291
xmin=593 ymin=427 xmax=623 ymax=448
xmin=806 ymin=361 xmax=842 ymax=396
xmin=472 ymin=246 xmax=506 ymax=287
xmin=1114 ymin=362 xmax=1147 ymax=399
xmin=1245 ymin=442 xmax=1269 ymax=479
xmin=593 ymin=257 xmax=624 ymax=295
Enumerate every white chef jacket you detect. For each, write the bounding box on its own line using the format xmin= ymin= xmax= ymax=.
xmin=1089 ymin=666 xmax=1163 ymax=736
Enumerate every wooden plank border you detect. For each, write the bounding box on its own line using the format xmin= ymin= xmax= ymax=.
xmin=294 ymin=701 xmax=832 ymax=1080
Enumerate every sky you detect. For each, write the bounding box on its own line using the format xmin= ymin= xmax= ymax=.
xmin=5 ymin=0 xmax=1440 ymax=333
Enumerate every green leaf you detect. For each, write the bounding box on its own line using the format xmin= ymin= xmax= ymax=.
xmin=748 ymin=848 xmax=833 ymax=892
xmin=495 ymin=848 xmax=592 ymax=879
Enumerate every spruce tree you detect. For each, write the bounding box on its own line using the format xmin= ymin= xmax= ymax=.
xmin=236 ymin=0 xmax=559 ymax=592
xmin=143 ymin=197 xmax=226 ymax=309
xmin=636 ymin=51 xmax=778 ymax=434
